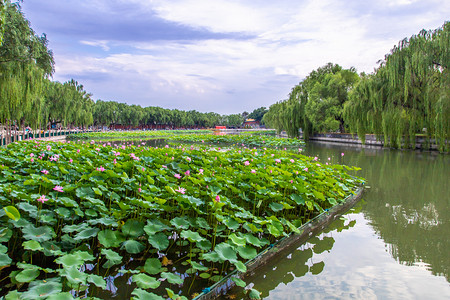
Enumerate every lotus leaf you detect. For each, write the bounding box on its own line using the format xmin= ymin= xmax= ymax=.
xmin=214 ymin=243 xmax=237 ymax=262
xmin=59 ymin=265 xmax=87 ymax=285
xmin=133 ymin=273 xmax=161 ymax=289
xmin=0 ymin=253 xmax=12 ymax=267
xmin=231 ymin=276 xmax=246 ymax=287
xmin=248 ymin=288 xmax=261 ymax=299
xmin=229 ymin=233 xmax=246 ymax=247
xmin=74 ymin=227 xmax=100 ymax=241
xmin=180 ymin=230 xmax=205 ymax=243
xmin=131 ymin=289 xmax=165 ymax=300
xmin=148 ymin=232 xmax=169 ymax=250
xmin=4 ymin=206 xmax=20 ymax=221
xmin=101 ymin=249 xmax=122 ymax=268
xmin=196 ymin=239 xmax=212 ymax=251
xmin=237 ymin=245 xmax=257 ymax=260
xmin=161 ymin=272 xmax=183 ymax=285
xmin=98 ymin=229 xmax=124 ymax=248
xmin=15 ymin=268 xmax=40 ymax=283
xmin=21 ymin=279 xmax=62 ymax=299
xmin=144 ymin=258 xmax=162 ymax=275
xmin=190 ymin=261 xmax=208 ymax=271
xmin=122 ymin=240 xmax=145 ymax=254
xmin=47 ymin=292 xmax=75 ymax=300
xmin=170 ymin=216 xmax=190 ymax=229
xmin=22 ymin=225 xmax=55 ymax=242
xmin=22 ymin=240 xmax=43 ymax=251
xmin=122 ymin=219 xmax=145 ymax=238
xmin=87 ymin=274 xmax=107 ymax=290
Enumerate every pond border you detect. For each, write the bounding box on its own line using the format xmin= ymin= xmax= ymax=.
xmin=194 ymin=186 xmax=365 ymax=300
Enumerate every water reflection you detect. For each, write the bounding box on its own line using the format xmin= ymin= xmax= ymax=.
xmin=222 ymin=217 xmax=356 ymax=299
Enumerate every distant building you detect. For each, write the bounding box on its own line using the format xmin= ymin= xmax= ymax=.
xmin=243 ymin=119 xmax=260 ymax=128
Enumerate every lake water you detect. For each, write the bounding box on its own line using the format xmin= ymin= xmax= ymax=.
xmin=224 ymin=142 xmax=449 ymax=299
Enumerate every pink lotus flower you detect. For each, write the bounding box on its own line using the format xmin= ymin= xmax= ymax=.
xmin=90 ymin=140 xmax=95 ymax=144
xmin=314 ymin=157 xmax=318 ymax=161
xmin=96 ymin=166 xmax=106 ymax=172
xmin=290 ymin=159 xmax=295 ymax=163
xmin=95 ymin=148 xmax=100 ymax=151
xmin=162 ymin=165 xmax=167 ymax=168
xmin=341 ymin=152 xmax=345 ymax=156
xmin=138 ymin=188 xmax=142 ymax=193
xmin=53 ymin=185 xmax=64 ymax=192
xmin=186 ymin=157 xmax=191 ymax=162
xmin=214 ymin=195 xmax=220 ymax=202
xmin=244 ymin=161 xmax=250 ymax=166
xmin=174 ymin=174 xmax=181 ymax=179
xmin=41 ymin=169 xmax=49 ymax=175
xmin=30 ymin=153 xmax=35 ymax=157
xmin=113 ymin=159 xmax=117 ymax=164
xmin=275 ymin=159 xmax=281 ymax=163
xmin=175 ymin=187 xmax=186 ymax=194
xmin=303 ymin=168 xmax=308 ymax=172
xmin=198 ymin=169 xmax=204 ymax=175
xmin=30 ymin=158 xmax=34 ymax=163
xmin=185 ymin=170 xmax=190 ymax=176
xmin=142 ymin=167 xmax=145 ymax=171
xmin=46 ymin=145 xmax=51 ymax=151
xmin=251 ymin=169 xmax=256 ymax=174
xmin=37 ymin=195 xmax=48 ymax=203
xmin=77 ymin=149 xmax=80 ymax=153
xmin=165 ymin=145 xmax=169 ymax=148
xmin=69 ymin=158 xmax=73 ymax=163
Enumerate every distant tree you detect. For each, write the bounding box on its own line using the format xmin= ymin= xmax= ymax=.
xmin=247 ymin=107 xmax=268 ymax=122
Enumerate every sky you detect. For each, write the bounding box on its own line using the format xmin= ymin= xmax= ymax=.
xmin=21 ymin=0 xmax=449 ymax=114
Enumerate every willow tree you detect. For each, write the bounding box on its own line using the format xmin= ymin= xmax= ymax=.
xmin=345 ymin=22 xmax=449 ymax=151
xmin=0 ymin=1 xmax=54 ymax=142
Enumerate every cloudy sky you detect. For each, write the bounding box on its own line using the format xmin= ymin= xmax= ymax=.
xmin=21 ymin=0 xmax=449 ymax=114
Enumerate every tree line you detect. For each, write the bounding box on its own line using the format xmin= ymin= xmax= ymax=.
xmin=263 ymin=22 xmax=449 ymax=152
xmin=0 ymin=1 xmax=267 ymax=143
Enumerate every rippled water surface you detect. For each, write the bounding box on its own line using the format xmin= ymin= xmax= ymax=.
xmin=225 ymin=142 xmax=449 ymax=300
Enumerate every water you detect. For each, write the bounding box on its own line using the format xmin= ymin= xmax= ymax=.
xmin=225 ymin=142 xmax=449 ymax=299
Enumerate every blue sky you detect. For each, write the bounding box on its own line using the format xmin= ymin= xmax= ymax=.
xmin=21 ymin=0 xmax=449 ymax=114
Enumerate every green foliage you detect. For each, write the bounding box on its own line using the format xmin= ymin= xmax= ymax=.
xmin=0 ymin=139 xmax=363 ymax=298
xmin=344 ymin=22 xmax=449 ymax=152
xmin=264 ymin=63 xmax=359 ymax=138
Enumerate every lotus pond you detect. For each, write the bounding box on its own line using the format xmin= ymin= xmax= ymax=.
xmin=0 ymin=138 xmax=363 ymax=299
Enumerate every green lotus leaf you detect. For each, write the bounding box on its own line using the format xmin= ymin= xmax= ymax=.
xmin=224 ymin=218 xmax=240 ymax=231
xmin=312 ymin=190 xmax=326 ymax=201
xmin=22 ymin=225 xmax=55 ymax=242
xmin=73 ymin=227 xmax=100 ymax=241
xmin=75 ymin=186 xmax=96 ymax=199
xmin=144 ymin=258 xmax=162 ymax=275
xmin=228 ymin=233 xmax=246 ymax=247
xmin=101 ymin=249 xmax=122 ymax=268
xmin=161 ymin=272 xmax=183 ymax=285
xmin=122 ymin=240 xmax=145 ymax=254
xmin=267 ymin=224 xmax=282 ymax=237
xmin=15 ymin=268 xmax=40 ymax=283
xmin=17 ymin=202 xmax=38 ymax=217
xmin=290 ymin=193 xmax=305 ymax=205
xmin=62 ymin=222 xmax=88 ymax=233
xmin=180 ymin=230 xmax=205 ymax=243
xmin=243 ymin=222 xmax=262 ymax=233
xmin=269 ymin=202 xmax=284 ymax=212
xmin=122 ymin=219 xmax=144 ymax=238
xmin=190 ymin=261 xmax=208 ymax=271
xmin=0 ymin=253 xmax=12 ymax=267
xmin=148 ymin=232 xmax=169 ymax=251
xmin=4 ymin=290 xmax=21 ymax=300
xmin=195 ymin=217 xmax=211 ymax=230
xmin=196 ymin=239 xmax=212 ymax=251
xmin=0 ymin=244 xmax=7 ymax=253
xmin=185 ymin=195 xmax=203 ymax=206
xmin=4 ymin=206 xmax=20 ymax=221
xmin=0 ymin=228 xmax=12 ymax=242
xmin=143 ymin=222 xmax=170 ymax=236
xmin=85 ymin=209 xmax=98 ymax=217
xmin=58 ymin=197 xmax=79 ymax=208
xmin=47 ymin=292 xmax=75 ymax=300
xmin=21 ymin=279 xmax=62 ymax=299
xmin=248 ymin=288 xmax=261 ymax=299
xmin=214 ymin=243 xmax=237 ymax=262
xmin=60 ymin=265 xmax=87 ymax=285
xmin=283 ymin=219 xmax=300 ymax=234
xmin=133 ymin=273 xmax=161 ymax=289
xmin=231 ymin=277 xmax=246 ymax=287
xmin=170 ymin=216 xmax=190 ymax=229
xmin=87 ymin=274 xmax=107 ymax=290
xmin=237 ymin=245 xmax=257 ymax=260
xmin=55 ymin=251 xmax=94 ymax=268
xmin=201 ymin=251 xmax=220 ymax=262
xmin=55 ymin=207 xmax=71 ymax=219
xmin=233 ymin=260 xmax=247 ymax=273
xmin=98 ymin=229 xmax=124 ymax=248
xmin=131 ymin=288 xmax=165 ymax=300
xmin=199 ymin=272 xmax=211 ymax=279
xmin=23 ymin=240 xmax=43 ymax=251
xmin=88 ymin=217 xmax=118 ymax=227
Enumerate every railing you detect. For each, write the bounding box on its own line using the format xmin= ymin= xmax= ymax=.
xmin=0 ymin=130 xmax=90 ymax=147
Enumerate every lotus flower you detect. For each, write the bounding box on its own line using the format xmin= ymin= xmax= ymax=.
xmin=53 ymin=185 xmax=64 ymax=192
xmin=37 ymin=195 xmax=48 ymax=203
